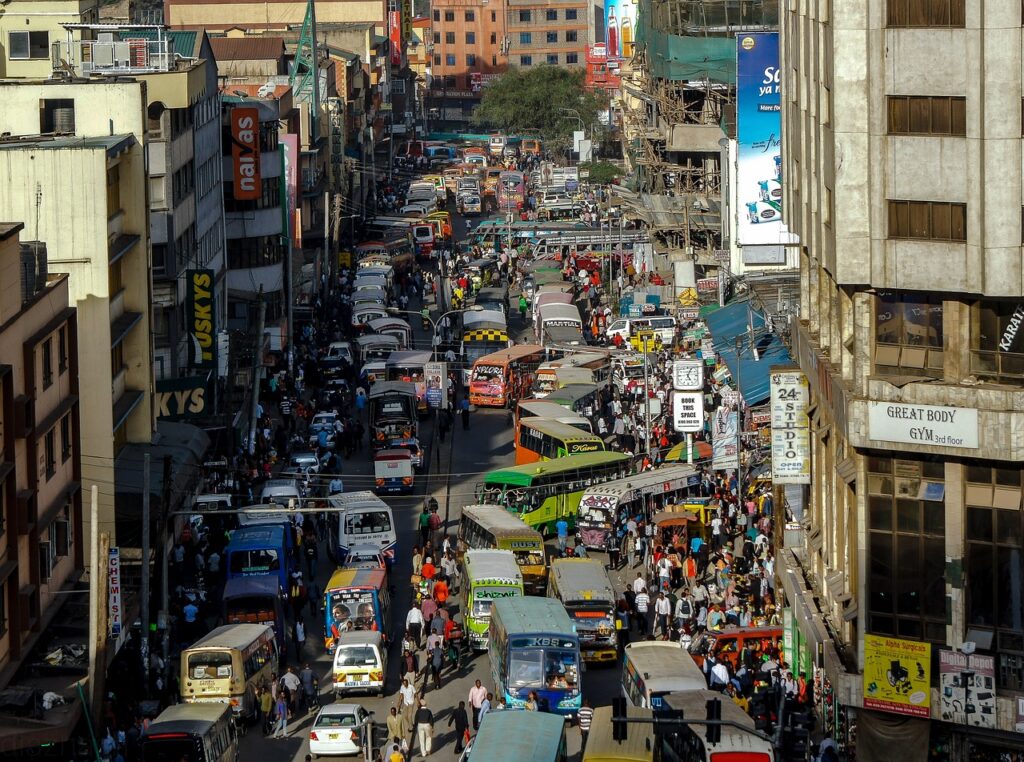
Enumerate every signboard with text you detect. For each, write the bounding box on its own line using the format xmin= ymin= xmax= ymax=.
xmin=672 ymin=392 xmax=704 ymax=433
xmin=108 ymin=547 xmax=122 ymax=636
xmin=186 ymin=269 xmax=216 ymax=369
xmin=863 ymin=635 xmax=931 ymax=718
xmin=938 ymin=649 xmax=996 ymax=728
xmin=769 ymin=369 xmax=810 ymax=484
xmin=711 ymin=406 xmax=739 ymax=470
xmin=229 ymin=107 xmax=261 ymax=200
xmin=867 ymin=401 xmax=979 ymax=449
xmin=424 ymin=361 xmax=447 ymax=409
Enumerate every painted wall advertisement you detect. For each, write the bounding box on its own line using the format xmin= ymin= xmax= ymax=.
xmin=186 ymin=269 xmax=216 ymax=369
xmin=605 ymin=0 xmax=636 ymax=60
xmin=769 ymin=369 xmax=810 ymax=484
xmin=229 ymin=106 xmax=261 ymax=200
xmin=711 ymin=406 xmax=739 ymax=470
xmin=736 ymin=32 xmax=782 ymax=245
xmin=863 ymin=634 xmax=931 ymax=719
xmin=672 ymin=391 xmax=704 ymax=433
xmin=938 ymin=649 xmax=996 ymax=728
xmin=281 ymin=134 xmax=300 ymax=251
xmin=108 ymin=547 xmax=122 ymax=636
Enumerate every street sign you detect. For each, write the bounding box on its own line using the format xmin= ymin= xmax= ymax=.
xmin=672 ymin=392 xmax=704 ymax=432
xmin=713 ymin=248 xmax=731 ymax=262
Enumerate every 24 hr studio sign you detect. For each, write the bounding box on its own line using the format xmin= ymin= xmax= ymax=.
xmin=868 ymin=402 xmax=978 ymax=449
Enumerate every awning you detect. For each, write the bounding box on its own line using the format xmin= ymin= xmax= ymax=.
xmin=704 ymin=298 xmax=792 ymax=405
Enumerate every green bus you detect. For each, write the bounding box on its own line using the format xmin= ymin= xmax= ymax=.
xmin=462 ymin=549 xmax=524 ymax=649
xmin=478 ymin=452 xmax=631 ymax=535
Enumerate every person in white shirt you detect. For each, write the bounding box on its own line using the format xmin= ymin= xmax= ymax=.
xmin=634 ymin=590 xmax=650 ymax=637
xmin=405 ymin=605 xmax=425 ymax=649
xmin=710 ymin=659 xmax=731 ymax=690
xmin=654 ymin=592 xmax=672 ymax=637
xmin=632 ymin=572 xmax=647 ymax=595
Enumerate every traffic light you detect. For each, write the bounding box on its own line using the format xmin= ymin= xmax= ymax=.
xmin=612 ymin=696 xmax=628 ymax=742
xmin=705 ymin=697 xmax=722 ymax=744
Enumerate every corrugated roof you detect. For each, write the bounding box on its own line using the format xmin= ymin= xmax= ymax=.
xmin=704 ymin=298 xmax=792 ymax=406
xmin=124 ymin=30 xmax=198 ymax=58
xmin=209 ymin=36 xmax=285 ymax=61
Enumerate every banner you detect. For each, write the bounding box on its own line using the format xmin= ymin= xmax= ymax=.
xmin=108 ymin=547 xmax=122 ymax=636
xmin=155 ymin=376 xmax=209 ymax=420
xmin=281 ymin=135 xmax=300 ymax=250
xmin=672 ymin=392 xmax=704 ymax=433
xmin=389 ymin=10 xmax=402 ymax=66
xmin=229 ymin=106 xmax=261 ymax=200
xmin=425 ymin=361 xmax=447 ymax=409
xmin=604 ymin=0 xmax=636 ymax=60
xmin=186 ymin=269 xmax=216 ymax=369
xmin=711 ymin=406 xmax=738 ymax=470
xmin=769 ymin=369 xmax=810 ymax=484
xmin=938 ymin=649 xmax=996 ymax=728
xmin=863 ymin=635 xmax=931 ymax=718
xmin=736 ymin=33 xmax=783 ymax=245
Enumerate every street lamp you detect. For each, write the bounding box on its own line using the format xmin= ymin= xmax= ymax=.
xmin=387 ymin=304 xmax=483 ymax=360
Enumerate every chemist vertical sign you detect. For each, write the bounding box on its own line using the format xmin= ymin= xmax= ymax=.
xmin=736 ymin=32 xmax=783 ymax=244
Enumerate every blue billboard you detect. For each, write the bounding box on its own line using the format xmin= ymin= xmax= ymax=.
xmin=736 ymin=32 xmax=783 ymax=245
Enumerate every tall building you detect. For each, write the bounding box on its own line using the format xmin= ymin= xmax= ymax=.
xmin=0 ymin=224 xmax=81 ymax=705
xmin=505 ymin=0 xmax=597 ymax=69
xmin=780 ymin=2 xmax=1024 ymax=757
xmin=0 ymin=0 xmax=97 ymax=79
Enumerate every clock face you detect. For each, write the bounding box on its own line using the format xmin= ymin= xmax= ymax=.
xmin=674 ymin=362 xmax=702 ymax=389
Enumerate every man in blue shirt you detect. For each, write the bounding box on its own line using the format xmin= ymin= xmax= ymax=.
xmin=555 ymin=518 xmax=569 ymax=552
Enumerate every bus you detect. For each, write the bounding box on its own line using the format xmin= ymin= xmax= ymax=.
xmin=544 ymin=383 xmax=601 ymax=419
xmin=489 ymin=597 xmax=582 ymax=716
xmin=537 ymin=303 xmax=584 ymax=347
xmin=515 ymin=418 xmax=605 ymax=465
xmin=222 ymin=576 xmax=287 ymax=651
xmin=465 ymin=710 xmax=566 ymax=762
xmin=458 ymin=505 xmax=547 ymax=594
xmin=461 ymin=309 xmax=510 ymax=384
xmin=328 ymin=491 xmax=397 ymax=568
xmin=324 ymin=567 xmax=392 ymax=652
xmin=140 ymin=703 xmax=238 ymax=762
xmin=621 ymin=641 xmax=707 ymax=711
xmin=660 ymin=690 xmax=775 ymax=762
xmin=462 ymin=549 xmax=524 ymax=649
xmin=224 ymin=525 xmax=294 ymax=593
xmin=547 ymin=558 xmax=617 ymax=663
xmin=468 ymin=344 xmax=545 ymax=407
xmin=577 ymin=465 xmax=700 ymax=551
xmin=516 ymin=400 xmax=593 ymax=433
xmin=180 ymin=624 xmax=278 ymax=719
xmin=385 ymin=350 xmax=432 ymax=416
xmin=478 ymin=452 xmax=631 ymax=535
xmin=498 ymin=170 xmax=527 ymax=210
xmin=582 ymin=705 xmax=654 ymax=762
xmin=368 ymin=381 xmax=418 ymax=447
xmin=532 ymin=351 xmax=610 ymax=396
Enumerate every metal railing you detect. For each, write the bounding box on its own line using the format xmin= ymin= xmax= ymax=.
xmin=53 ymin=38 xmax=173 ymax=76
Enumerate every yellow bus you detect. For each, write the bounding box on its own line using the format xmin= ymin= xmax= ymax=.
xmin=582 ymin=705 xmax=654 ymax=762
xmin=180 ymin=623 xmax=278 ymax=720
xmin=458 ymin=504 xmax=547 ymax=594
xmin=515 ymin=418 xmax=604 ymax=465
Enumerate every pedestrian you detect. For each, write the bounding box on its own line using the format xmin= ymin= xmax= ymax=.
xmin=414 ymin=698 xmax=434 ymax=757
xmin=386 ymin=706 xmax=409 ymax=753
xmin=460 ymin=397 xmax=470 ymax=430
xmin=258 ymin=685 xmax=272 ymax=734
xmin=518 ymin=293 xmax=528 ymax=322
xmin=555 ymin=517 xmax=569 ymax=553
xmin=273 ymin=692 xmax=289 ymax=738
xmin=448 ymin=700 xmax=470 ymax=753
xmin=654 ymin=591 xmax=672 ymax=638
xmin=399 ymin=677 xmax=417 ymax=727
xmin=418 ymin=506 xmax=431 ymax=547
xmin=468 ymin=679 xmax=487 ymax=729
xmin=479 ymin=692 xmax=492 ymax=724
xmin=294 ymin=619 xmax=306 ymax=661
xmin=578 ymin=699 xmax=594 ymax=749
xmin=634 ymin=588 xmax=650 ymax=637
xmin=299 ymin=662 xmax=317 ymax=712
xmin=304 ymin=538 xmax=319 ymax=579
xmin=428 ymin=642 xmax=444 ymax=690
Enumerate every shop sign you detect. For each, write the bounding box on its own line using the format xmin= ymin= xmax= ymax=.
xmin=867 ymin=401 xmax=979 ymax=449
xmin=671 ymin=392 xmax=704 ymax=433
xmin=388 ymin=11 xmax=401 ymax=66
xmin=696 ymin=277 xmax=719 ymax=293
xmin=229 ymin=107 xmax=261 ymax=200
xmin=672 ymin=360 xmax=704 ymax=390
xmin=186 ymin=269 xmax=216 ymax=369
xmin=679 ymin=307 xmax=700 ymax=320
xmin=770 ymin=369 xmax=810 ymax=484
xmin=155 ymin=377 xmax=208 ymax=420
xmin=752 ymin=411 xmax=771 ymax=425
xmin=863 ymin=634 xmax=931 ymax=718
xmin=938 ymin=649 xmax=996 ymax=728
xmin=109 ymin=547 xmax=122 ymax=636
xmin=713 ymin=248 xmax=731 ymax=262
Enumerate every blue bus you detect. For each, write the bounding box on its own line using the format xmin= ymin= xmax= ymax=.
xmin=488 ymin=597 xmax=582 ymax=717
xmin=222 ymin=575 xmax=287 ymax=651
xmin=225 ymin=525 xmax=294 ymax=592
xmin=466 ymin=710 xmax=566 ymax=761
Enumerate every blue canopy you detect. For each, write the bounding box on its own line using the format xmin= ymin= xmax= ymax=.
xmin=704 ymin=299 xmax=792 ymax=406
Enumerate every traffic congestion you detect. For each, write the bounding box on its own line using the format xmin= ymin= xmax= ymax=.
xmin=132 ymin=133 xmax=806 ymax=762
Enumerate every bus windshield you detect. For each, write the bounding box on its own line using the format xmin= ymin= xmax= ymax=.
xmin=344 ymin=511 xmax=393 ymax=535
xmin=229 ymin=548 xmax=279 ymax=575
xmin=188 ymin=650 xmax=232 ymax=679
xmin=466 ymin=343 xmax=506 ymax=365
xmin=509 ymin=648 xmax=579 ymax=692
xmin=472 ymin=363 xmax=504 ymax=382
xmin=373 ymin=398 xmax=411 ymax=419
xmin=512 ymin=548 xmax=545 ymax=567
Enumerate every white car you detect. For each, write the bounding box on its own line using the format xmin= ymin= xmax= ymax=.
xmin=308 ymin=703 xmax=372 ymax=758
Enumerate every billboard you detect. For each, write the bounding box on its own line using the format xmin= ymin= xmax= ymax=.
xmin=938 ymin=650 xmax=996 ymax=728
xmin=389 ymin=10 xmax=402 ymax=66
xmin=155 ymin=377 xmax=209 ymax=420
xmin=186 ymin=269 xmax=216 ymax=369
xmin=425 ymin=362 xmax=448 ymax=409
xmin=280 ymin=135 xmax=300 ymax=250
xmin=672 ymin=392 xmax=704 ymax=433
xmin=736 ymin=32 xmax=783 ymax=245
xmin=863 ymin=635 xmax=931 ymax=719
xmin=711 ymin=406 xmax=738 ymax=470
xmin=605 ymin=0 xmax=636 ymax=60
xmin=229 ymin=106 xmax=261 ymax=200
xmin=401 ymin=0 xmax=412 ymax=42
xmin=769 ymin=369 xmax=810 ymax=484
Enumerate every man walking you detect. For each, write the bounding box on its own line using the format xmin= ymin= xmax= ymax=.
xmin=634 ymin=587 xmax=650 ymax=637
xmin=460 ymin=397 xmax=470 ymax=430
xmin=555 ymin=518 xmax=569 ymax=553
xmin=272 ymin=692 xmax=289 ymax=739
xmin=448 ymin=700 xmax=470 ymax=753
xmin=468 ymin=679 xmax=487 ymax=730
xmin=578 ymin=699 xmax=594 ymax=750
xmin=414 ymin=698 xmax=434 ymax=758
xmin=654 ymin=591 xmax=672 ymax=638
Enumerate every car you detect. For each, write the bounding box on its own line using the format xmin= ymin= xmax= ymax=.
xmin=308 ymin=703 xmax=372 ymax=758
xmin=342 ymin=543 xmax=387 ymax=571
xmin=310 ymin=412 xmax=339 ymax=448
xmin=387 ymin=437 xmax=424 ymax=470
xmin=284 ymin=451 xmax=321 ymax=478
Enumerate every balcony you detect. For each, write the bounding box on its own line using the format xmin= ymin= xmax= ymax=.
xmin=57 ymin=37 xmax=173 ymax=76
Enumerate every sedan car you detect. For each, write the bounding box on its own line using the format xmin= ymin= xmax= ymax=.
xmin=386 ymin=437 xmax=423 ymax=470
xmin=309 ymin=412 xmax=338 ymax=448
xmin=308 ymin=703 xmax=372 ymax=758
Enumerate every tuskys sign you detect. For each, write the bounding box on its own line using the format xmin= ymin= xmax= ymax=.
xmin=867 ymin=401 xmax=978 ymax=449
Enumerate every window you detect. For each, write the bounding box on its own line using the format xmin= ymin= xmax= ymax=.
xmin=39 ymin=541 xmax=53 ymax=584
xmin=887 ymin=96 xmax=966 ymax=136
xmin=887 ymin=0 xmax=965 ymax=27
xmin=520 ymin=55 xmax=533 ymax=66
xmin=465 ymin=10 xmax=475 ymax=21
xmin=867 ymin=457 xmax=947 ymax=643
xmin=60 ymin=413 xmax=71 ymax=462
xmin=520 ymin=32 xmax=532 ymax=44
xmin=519 ymin=10 xmax=531 ymax=22
xmin=875 ymin=292 xmax=944 ymax=376
xmin=491 ymin=33 xmax=497 ymax=44
xmin=546 ymin=9 xmax=558 ymax=20
xmin=446 ymin=54 xmax=456 ymax=66
xmin=445 ymin=32 xmax=455 ymax=44
xmin=466 ymin=32 xmax=476 ymax=44
xmin=491 ymin=11 xmax=496 ymax=22
xmin=41 ymin=337 xmax=53 ymax=389
xmin=547 ymin=53 xmax=559 ymax=65
xmin=433 ymin=32 xmax=440 ymax=44
xmin=970 ymin=300 xmax=1024 ymax=385
xmin=8 ymin=31 xmax=49 ymax=60
xmin=433 ymin=9 xmax=440 ymax=21
xmin=45 ymin=429 xmax=56 ymax=480
xmin=443 ymin=75 xmax=457 ymax=88
xmin=434 ymin=54 xmax=441 ymax=66
xmin=566 ymin=52 xmax=578 ymax=64
xmin=888 ymin=200 xmax=966 ymax=241
xmin=566 ymin=9 xmax=578 ymax=19
xmin=467 ymin=54 xmax=477 ymax=66
xmin=566 ymin=31 xmax=578 ymax=42
xmin=547 ymin=32 xmax=558 ymax=43
xmin=444 ymin=11 xmax=455 ymax=21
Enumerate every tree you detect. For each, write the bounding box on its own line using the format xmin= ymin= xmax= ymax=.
xmin=579 ymin=161 xmax=623 ymax=185
xmin=472 ymin=66 xmax=608 ymax=153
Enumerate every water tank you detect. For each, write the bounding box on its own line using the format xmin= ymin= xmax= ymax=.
xmin=53 ymin=107 xmax=75 ymax=134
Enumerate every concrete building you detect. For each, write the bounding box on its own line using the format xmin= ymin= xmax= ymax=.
xmin=428 ymin=0 xmax=507 ymax=101
xmin=164 ymin=0 xmax=388 ymax=32
xmin=0 ymin=224 xmax=82 ymax=705
xmin=0 ymin=0 xmax=97 ymax=79
xmin=505 ymin=0 xmax=596 ymax=70
xmin=780 ymin=2 xmax=1024 ymax=757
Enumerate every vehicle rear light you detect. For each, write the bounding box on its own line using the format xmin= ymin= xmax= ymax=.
xmin=370 ymin=670 xmax=383 ymax=681
xmin=310 ymin=731 xmax=319 ymax=742
xmin=229 ymin=698 xmax=239 ymax=706
xmin=336 ymin=672 xmax=346 ymax=682
xmin=376 ymin=478 xmax=385 ymax=486
xmin=351 ymin=731 xmax=359 ymax=742
xmin=376 ymin=432 xmax=385 ymax=440
xmin=402 ymin=476 xmax=413 ymax=485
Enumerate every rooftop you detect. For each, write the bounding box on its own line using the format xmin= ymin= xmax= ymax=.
xmin=209 ymin=36 xmax=286 ymax=61
xmin=0 ymin=134 xmax=136 ymax=156
xmin=0 ymin=222 xmax=24 ymax=241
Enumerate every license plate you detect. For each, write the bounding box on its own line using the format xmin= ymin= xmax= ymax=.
xmin=329 ymin=733 xmax=339 ymax=740
xmin=346 ymin=681 xmax=371 ymax=686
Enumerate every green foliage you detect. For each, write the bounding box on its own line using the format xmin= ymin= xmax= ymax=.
xmin=579 ymin=161 xmax=623 ymax=184
xmin=472 ymin=66 xmax=608 ymax=151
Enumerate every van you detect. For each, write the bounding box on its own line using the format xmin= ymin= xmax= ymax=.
xmin=687 ymin=625 xmax=784 ymax=670
xmin=332 ymin=630 xmax=387 ymax=697
xmin=488 ymin=135 xmax=507 ymax=156
xmin=259 ymin=478 xmax=301 ymax=506
xmin=605 ymin=315 xmax=677 ymax=345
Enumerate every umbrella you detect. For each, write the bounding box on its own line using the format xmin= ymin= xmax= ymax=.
xmin=665 ymin=440 xmax=712 ymax=462
xmin=652 ymin=511 xmax=698 ymax=527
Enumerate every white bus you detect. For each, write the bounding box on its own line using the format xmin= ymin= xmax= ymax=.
xmin=328 ymin=491 xmax=397 ymax=569
xmin=621 ymin=640 xmax=707 ymax=711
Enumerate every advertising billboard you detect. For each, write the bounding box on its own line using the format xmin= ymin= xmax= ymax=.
xmin=711 ymin=406 xmax=738 ymax=470
xmin=280 ymin=134 xmax=300 ymax=250
xmin=863 ymin=634 xmax=931 ymax=719
xmin=389 ymin=10 xmax=402 ymax=66
xmin=605 ymin=0 xmax=637 ymax=60
xmin=229 ymin=106 xmax=261 ymax=201
xmin=186 ymin=269 xmax=216 ymax=369
xmin=736 ymin=32 xmax=782 ymax=245
xmin=769 ymin=369 xmax=810 ymax=484
xmin=938 ymin=649 xmax=996 ymax=728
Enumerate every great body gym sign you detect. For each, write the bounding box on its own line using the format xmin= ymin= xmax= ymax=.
xmin=867 ymin=401 xmax=978 ymax=449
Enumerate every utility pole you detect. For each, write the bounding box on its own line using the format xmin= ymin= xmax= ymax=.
xmin=140 ymin=452 xmax=151 ymax=696
xmin=248 ymin=289 xmax=266 ymax=455
xmin=160 ymin=454 xmax=173 ymax=691
xmin=86 ymin=486 xmax=101 ymax=725
xmin=93 ymin=530 xmax=110 ymax=723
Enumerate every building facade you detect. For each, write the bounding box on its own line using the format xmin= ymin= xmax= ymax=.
xmin=0 ymin=223 xmax=82 ymax=691
xmin=0 ymin=0 xmax=97 ymax=79
xmin=780 ymin=1 xmax=1024 ymax=757
xmin=505 ymin=0 xmax=595 ymax=69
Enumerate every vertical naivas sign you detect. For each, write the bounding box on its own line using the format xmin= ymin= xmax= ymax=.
xmin=770 ymin=368 xmax=810 ymax=484
xmin=230 ymin=107 xmax=261 ymax=200
xmin=187 ymin=269 xmax=216 ymax=368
